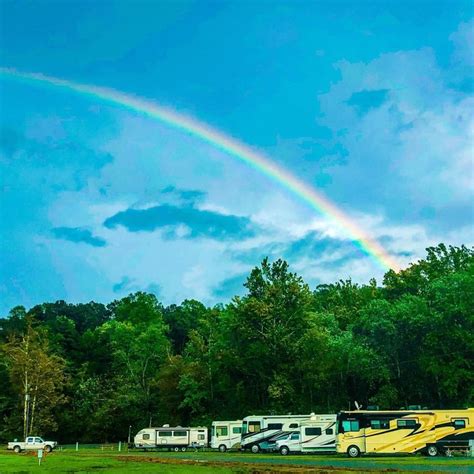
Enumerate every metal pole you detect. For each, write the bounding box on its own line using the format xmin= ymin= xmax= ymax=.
xmin=128 ymin=425 xmax=132 ymax=444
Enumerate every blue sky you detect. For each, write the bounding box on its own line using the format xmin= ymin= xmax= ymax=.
xmin=1 ymin=0 xmax=473 ymax=314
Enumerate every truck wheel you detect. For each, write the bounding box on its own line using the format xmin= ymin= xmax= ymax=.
xmin=347 ymin=445 xmax=361 ymax=458
xmin=219 ymin=444 xmax=227 ymax=453
xmin=173 ymin=447 xmax=180 ymax=452
xmin=251 ymin=445 xmax=260 ymax=454
xmin=181 ymin=447 xmax=187 ymax=452
xmin=427 ymin=445 xmax=438 ymax=457
xmin=13 ymin=445 xmax=21 ymax=454
xmin=45 ymin=445 xmax=52 ymax=453
xmin=280 ymin=446 xmax=289 ymax=456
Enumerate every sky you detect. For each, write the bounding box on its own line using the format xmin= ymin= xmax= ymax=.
xmin=0 ymin=0 xmax=473 ymax=314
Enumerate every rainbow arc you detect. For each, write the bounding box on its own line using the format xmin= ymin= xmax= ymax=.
xmin=0 ymin=67 xmax=400 ymax=271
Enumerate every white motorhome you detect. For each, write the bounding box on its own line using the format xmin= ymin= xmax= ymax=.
xmin=134 ymin=425 xmax=208 ymax=451
xmin=241 ymin=414 xmax=315 ymax=453
xmin=211 ymin=420 xmax=242 ymax=452
xmin=275 ymin=415 xmax=337 ymax=455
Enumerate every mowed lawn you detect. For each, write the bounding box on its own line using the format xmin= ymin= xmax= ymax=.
xmin=0 ymin=449 xmax=473 ymax=473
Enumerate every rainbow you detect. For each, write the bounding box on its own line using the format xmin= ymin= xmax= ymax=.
xmin=0 ymin=67 xmax=400 ymax=271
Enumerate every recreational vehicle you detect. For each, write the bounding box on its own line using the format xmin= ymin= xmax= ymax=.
xmin=241 ymin=414 xmax=314 ymax=453
xmin=210 ymin=420 xmax=242 ymax=452
xmin=337 ymin=409 xmax=474 ymax=457
xmin=134 ymin=425 xmax=208 ymax=451
xmin=275 ymin=415 xmax=337 ymax=455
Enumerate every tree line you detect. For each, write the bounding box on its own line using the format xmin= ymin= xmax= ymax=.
xmin=0 ymin=243 xmax=472 ymax=443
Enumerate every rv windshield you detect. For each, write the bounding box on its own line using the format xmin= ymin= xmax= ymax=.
xmin=242 ymin=421 xmax=247 ymax=434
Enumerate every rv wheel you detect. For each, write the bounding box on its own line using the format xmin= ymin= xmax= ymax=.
xmin=13 ymin=446 xmax=21 ymax=454
xmin=427 ymin=445 xmax=438 ymax=457
xmin=279 ymin=446 xmax=289 ymax=456
xmin=347 ymin=445 xmax=361 ymax=458
xmin=251 ymin=445 xmax=260 ymax=454
xmin=173 ymin=447 xmax=180 ymax=452
xmin=219 ymin=444 xmax=227 ymax=453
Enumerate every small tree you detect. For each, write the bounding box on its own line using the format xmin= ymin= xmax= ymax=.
xmin=3 ymin=321 xmax=67 ymax=436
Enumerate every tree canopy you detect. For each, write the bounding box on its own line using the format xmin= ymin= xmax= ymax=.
xmin=0 ymin=243 xmax=472 ymax=443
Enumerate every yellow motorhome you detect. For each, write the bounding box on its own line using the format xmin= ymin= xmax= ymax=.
xmin=336 ymin=408 xmax=474 ymax=457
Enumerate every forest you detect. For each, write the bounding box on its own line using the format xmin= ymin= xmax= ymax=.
xmin=0 ymin=243 xmax=472 ymax=443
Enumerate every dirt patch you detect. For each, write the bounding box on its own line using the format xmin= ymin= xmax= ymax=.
xmin=115 ymin=455 xmax=421 ymax=473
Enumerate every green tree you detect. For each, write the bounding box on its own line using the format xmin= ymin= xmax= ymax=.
xmin=2 ymin=321 xmax=67 ymax=436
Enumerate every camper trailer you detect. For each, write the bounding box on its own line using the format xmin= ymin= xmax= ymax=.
xmin=134 ymin=425 xmax=208 ymax=451
xmin=210 ymin=420 xmax=242 ymax=452
xmin=275 ymin=415 xmax=337 ymax=455
xmin=241 ymin=414 xmax=314 ymax=453
xmin=337 ymin=409 xmax=474 ymax=457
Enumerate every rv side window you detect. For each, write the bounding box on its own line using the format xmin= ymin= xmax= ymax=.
xmin=216 ymin=426 xmax=228 ymax=437
xmin=289 ymin=423 xmax=299 ymax=428
xmin=397 ymin=419 xmax=417 ymax=429
xmin=242 ymin=422 xmax=247 ymax=434
xmin=305 ymin=427 xmax=322 ymax=436
xmin=173 ymin=431 xmax=187 ymax=437
xmin=268 ymin=423 xmax=283 ymax=430
xmin=370 ymin=420 xmax=390 ymax=430
xmin=342 ymin=420 xmax=359 ymax=432
xmin=248 ymin=421 xmax=261 ymax=433
xmin=326 ymin=428 xmax=333 ymax=435
xmin=290 ymin=433 xmax=300 ymax=440
xmin=142 ymin=433 xmax=150 ymax=440
xmin=232 ymin=427 xmax=242 ymax=434
xmin=158 ymin=431 xmax=173 ymax=437
xmin=198 ymin=434 xmax=205 ymax=440
xmin=453 ymin=419 xmax=466 ymax=429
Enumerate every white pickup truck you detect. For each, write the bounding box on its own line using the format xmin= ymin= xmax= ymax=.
xmin=8 ymin=436 xmax=57 ymax=453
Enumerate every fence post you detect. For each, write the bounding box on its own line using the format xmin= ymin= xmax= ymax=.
xmin=76 ymin=442 xmax=79 ymax=451
xmin=118 ymin=441 xmax=122 ymax=452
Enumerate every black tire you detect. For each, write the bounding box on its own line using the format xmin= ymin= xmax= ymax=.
xmin=219 ymin=444 xmax=227 ymax=453
xmin=280 ymin=446 xmax=290 ymax=456
xmin=347 ymin=445 xmax=361 ymax=458
xmin=13 ymin=445 xmax=21 ymax=454
xmin=173 ymin=446 xmax=180 ymax=452
xmin=181 ymin=447 xmax=187 ymax=452
xmin=426 ymin=445 xmax=438 ymax=457
xmin=45 ymin=445 xmax=52 ymax=453
xmin=251 ymin=444 xmax=259 ymax=454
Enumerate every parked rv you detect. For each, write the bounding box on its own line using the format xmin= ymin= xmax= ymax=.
xmin=211 ymin=420 xmax=242 ymax=452
xmin=134 ymin=425 xmax=208 ymax=451
xmin=276 ymin=415 xmax=337 ymax=455
xmin=337 ymin=408 xmax=474 ymax=457
xmin=7 ymin=436 xmax=57 ymax=453
xmin=241 ymin=414 xmax=314 ymax=453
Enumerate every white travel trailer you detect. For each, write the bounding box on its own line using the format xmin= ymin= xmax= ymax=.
xmin=134 ymin=425 xmax=208 ymax=451
xmin=275 ymin=415 xmax=337 ymax=455
xmin=241 ymin=414 xmax=314 ymax=453
xmin=211 ymin=420 xmax=242 ymax=452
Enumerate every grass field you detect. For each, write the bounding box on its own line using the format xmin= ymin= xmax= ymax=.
xmin=0 ymin=448 xmax=473 ymax=474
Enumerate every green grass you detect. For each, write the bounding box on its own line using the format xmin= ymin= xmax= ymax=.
xmin=0 ymin=448 xmax=472 ymax=474
xmin=0 ymin=451 xmax=236 ymax=474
